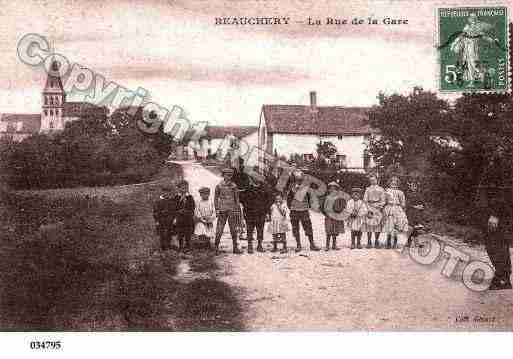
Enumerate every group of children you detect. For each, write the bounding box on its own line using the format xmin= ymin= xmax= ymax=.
xmin=154 ymin=170 xmax=416 ymax=254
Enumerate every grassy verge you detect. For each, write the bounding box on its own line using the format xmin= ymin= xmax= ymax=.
xmin=0 ymin=162 xmax=244 ymax=331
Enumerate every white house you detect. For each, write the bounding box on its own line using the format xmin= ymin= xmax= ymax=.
xmin=188 ymin=125 xmax=258 ymax=161
xmin=258 ymin=91 xmax=376 ymax=171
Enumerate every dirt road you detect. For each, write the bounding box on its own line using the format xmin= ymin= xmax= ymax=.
xmin=180 ymin=161 xmax=513 ymax=331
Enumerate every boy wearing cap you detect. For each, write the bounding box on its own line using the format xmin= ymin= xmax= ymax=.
xmin=345 ymin=187 xmax=368 ymax=249
xmin=214 ymin=168 xmax=243 ymax=254
xmin=174 ymin=180 xmax=196 ymax=252
xmin=153 ymin=184 xmax=177 ymax=251
xmin=286 ymin=171 xmax=321 ymax=252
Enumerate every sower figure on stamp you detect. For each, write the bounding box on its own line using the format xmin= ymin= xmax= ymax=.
xmin=174 ymin=180 xmax=196 ymax=252
xmin=477 ymin=146 xmax=512 ymax=290
xmin=243 ymin=166 xmax=274 ymax=254
xmin=153 ymin=184 xmax=177 ymax=251
xmin=214 ymin=167 xmax=243 ymax=255
xmin=286 ymin=170 xmax=320 ymax=252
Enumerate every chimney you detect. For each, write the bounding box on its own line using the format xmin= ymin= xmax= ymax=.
xmin=310 ymin=91 xmax=317 ymax=109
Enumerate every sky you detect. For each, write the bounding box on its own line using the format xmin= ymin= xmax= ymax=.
xmin=0 ymin=0 xmax=510 ymax=126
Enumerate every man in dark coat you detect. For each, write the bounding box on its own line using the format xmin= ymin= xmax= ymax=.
xmin=477 ymin=147 xmax=512 ymax=290
xmin=174 ymin=180 xmax=196 ymax=252
xmin=243 ymin=168 xmax=275 ymax=253
xmin=153 ymin=184 xmax=177 ymax=251
xmin=405 ymin=177 xmax=427 ymax=247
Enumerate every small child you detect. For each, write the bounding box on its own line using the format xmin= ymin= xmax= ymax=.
xmin=194 ymin=187 xmax=216 ymax=246
xmin=268 ymin=194 xmax=290 ymax=253
xmin=345 ymin=187 xmax=368 ymax=249
xmin=322 ymin=182 xmax=345 ymax=251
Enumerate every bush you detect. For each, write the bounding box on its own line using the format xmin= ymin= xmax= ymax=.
xmin=0 ymin=192 xmax=141 ymax=329
xmin=304 ymin=169 xmax=369 ymax=193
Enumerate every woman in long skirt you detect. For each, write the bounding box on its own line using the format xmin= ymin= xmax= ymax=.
xmin=382 ymin=176 xmax=409 ymax=249
xmin=363 ymin=174 xmax=385 ymax=248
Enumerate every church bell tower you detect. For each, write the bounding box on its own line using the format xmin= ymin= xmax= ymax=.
xmin=40 ymin=60 xmax=65 ymax=132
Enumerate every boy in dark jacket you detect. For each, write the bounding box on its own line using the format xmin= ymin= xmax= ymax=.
xmin=153 ymin=185 xmax=177 ymax=251
xmin=174 ymin=180 xmax=196 ymax=252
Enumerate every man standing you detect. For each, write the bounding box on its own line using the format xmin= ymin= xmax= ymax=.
xmin=286 ymin=170 xmax=320 ymax=252
xmin=243 ymin=167 xmax=274 ymax=253
xmin=214 ymin=167 xmax=243 ymax=254
xmin=174 ymin=180 xmax=196 ymax=252
xmin=153 ymin=184 xmax=177 ymax=251
xmin=478 ymin=146 xmax=512 ymax=290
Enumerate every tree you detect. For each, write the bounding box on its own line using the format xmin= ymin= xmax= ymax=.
xmin=367 ymin=87 xmax=452 ymax=173
xmin=316 ymin=141 xmax=337 ymax=159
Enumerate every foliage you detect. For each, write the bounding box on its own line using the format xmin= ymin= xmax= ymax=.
xmin=316 ymin=141 xmax=337 ymax=159
xmin=368 ymin=86 xmax=513 ymax=229
xmin=1 ymin=111 xmax=174 ymax=189
xmin=368 ymin=87 xmax=452 ymax=172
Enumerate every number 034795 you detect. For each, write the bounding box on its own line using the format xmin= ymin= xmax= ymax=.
xmin=30 ymin=341 xmax=62 ymax=350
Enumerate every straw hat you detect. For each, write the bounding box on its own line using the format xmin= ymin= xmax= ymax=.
xmin=327 ymin=181 xmax=340 ymax=189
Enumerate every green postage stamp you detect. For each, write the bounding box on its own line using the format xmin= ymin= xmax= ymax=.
xmin=438 ymin=7 xmax=509 ymax=92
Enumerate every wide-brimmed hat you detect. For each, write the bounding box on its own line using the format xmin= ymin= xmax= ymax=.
xmin=198 ymin=187 xmax=210 ymax=194
xmin=327 ymin=181 xmax=340 ymax=189
xmin=351 ymin=187 xmax=362 ymax=194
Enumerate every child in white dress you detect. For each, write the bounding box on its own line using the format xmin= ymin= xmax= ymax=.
xmin=345 ymin=187 xmax=368 ymax=249
xmin=268 ymin=194 xmax=290 ymax=253
xmin=194 ymin=187 xmax=216 ymax=245
xmin=382 ymin=177 xmax=409 ymax=249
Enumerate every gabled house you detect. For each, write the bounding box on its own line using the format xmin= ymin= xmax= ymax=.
xmin=258 ymin=91 xmax=377 ymax=171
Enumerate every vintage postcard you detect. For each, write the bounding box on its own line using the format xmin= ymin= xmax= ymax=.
xmin=0 ymin=0 xmax=513 ymax=355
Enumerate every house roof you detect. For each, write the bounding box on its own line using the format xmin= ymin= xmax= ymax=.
xmin=63 ymin=102 xmax=108 ymax=117
xmin=0 ymin=114 xmax=41 ymax=133
xmin=205 ymin=126 xmax=258 ymax=139
xmin=261 ymin=105 xmax=375 ymax=135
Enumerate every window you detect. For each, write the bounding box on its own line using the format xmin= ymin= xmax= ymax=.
xmin=363 ymin=150 xmax=371 ymax=169
xmin=55 ymin=109 xmax=59 ymax=116
xmin=44 ymin=109 xmax=48 ymax=116
xmin=50 ymin=109 xmax=53 ymax=116
xmin=49 ymin=121 xmax=54 ymax=129
xmin=303 ymin=153 xmax=314 ymax=162
xmin=336 ymin=154 xmax=347 ymax=167
xmin=44 ymin=97 xmax=48 ymax=105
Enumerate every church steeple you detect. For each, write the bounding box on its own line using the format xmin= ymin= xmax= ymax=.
xmin=41 ymin=60 xmax=66 ymax=132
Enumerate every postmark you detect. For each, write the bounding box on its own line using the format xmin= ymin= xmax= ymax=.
xmin=437 ymin=7 xmax=509 ymax=92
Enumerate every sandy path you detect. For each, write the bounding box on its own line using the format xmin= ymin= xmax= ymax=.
xmin=179 ymin=161 xmax=513 ymax=331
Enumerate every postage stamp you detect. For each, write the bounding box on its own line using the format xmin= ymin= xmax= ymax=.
xmin=437 ymin=7 xmax=509 ymax=92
